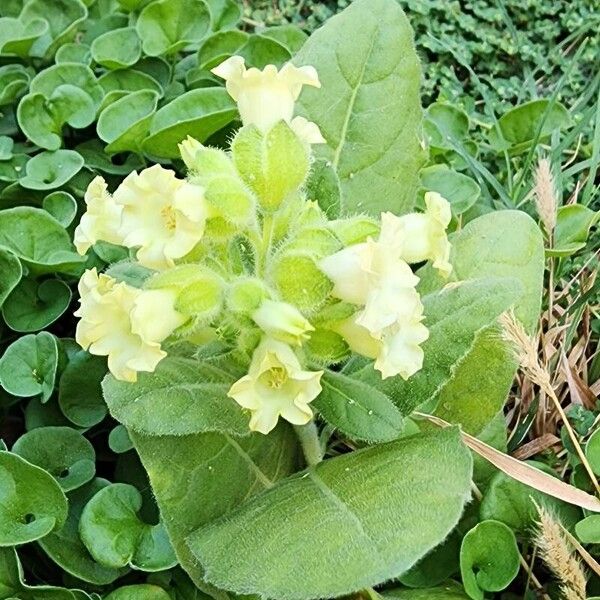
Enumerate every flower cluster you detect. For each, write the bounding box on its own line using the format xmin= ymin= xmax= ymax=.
xmin=73 ymin=56 xmax=452 ymax=434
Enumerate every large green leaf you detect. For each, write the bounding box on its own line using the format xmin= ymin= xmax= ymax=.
xmin=102 ymin=356 xmax=249 ymax=436
xmin=294 ymin=0 xmax=426 ymax=215
xmin=354 ymin=276 xmax=523 ymax=416
xmin=131 ymin=424 xmax=300 ymax=589
xmin=187 ymin=428 xmax=472 ymax=600
xmin=0 ymin=248 xmax=21 ymax=308
xmin=428 ymin=210 xmax=545 ymax=434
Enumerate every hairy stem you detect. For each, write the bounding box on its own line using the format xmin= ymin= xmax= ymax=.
xmin=294 ymin=421 xmax=323 ymax=466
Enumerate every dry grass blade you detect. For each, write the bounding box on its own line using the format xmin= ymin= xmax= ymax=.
xmin=498 ymin=311 xmax=600 ymax=495
xmin=535 ymin=505 xmax=587 ymax=600
xmin=416 ymin=412 xmax=600 ymax=512
xmin=560 ymin=523 xmax=600 ymax=579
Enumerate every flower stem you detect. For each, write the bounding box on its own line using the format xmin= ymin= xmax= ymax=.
xmin=294 ymin=421 xmax=323 ymax=466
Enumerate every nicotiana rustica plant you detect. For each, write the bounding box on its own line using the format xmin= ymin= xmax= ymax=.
xmin=73 ymin=55 xmax=452 ymax=435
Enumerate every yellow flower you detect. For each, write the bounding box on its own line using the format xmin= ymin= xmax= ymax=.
xmin=211 ymin=56 xmax=324 ymax=143
xmin=320 ymin=237 xmax=422 ymax=337
xmin=75 ymin=269 xmax=185 ymax=382
xmin=252 ymin=299 xmax=314 ymax=346
xmin=228 ymin=337 xmax=323 ymax=434
xmin=335 ymin=312 xmax=429 ymax=380
xmin=381 ymin=192 xmax=453 ymax=276
xmin=114 ymin=165 xmax=207 ymax=270
xmin=178 ymin=136 xmax=203 ymax=171
xmin=73 ymin=176 xmax=122 ymax=255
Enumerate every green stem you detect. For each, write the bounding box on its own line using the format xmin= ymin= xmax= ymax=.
xmin=294 ymin=421 xmax=323 ymax=466
xmin=257 ymin=213 xmax=275 ymax=275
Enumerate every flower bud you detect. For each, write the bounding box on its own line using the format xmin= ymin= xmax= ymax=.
xmin=329 ymin=216 xmax=380 ymax=246
xmin=252 ymin=299 xmax=314 ymax=346
xmin=305 ymin=328 xmax=349 ymax=366
xmin=226 ymin=278 xmax=269 ymax=314
xmin=269 ymin=251 xmax=333 ymax=313
xmin=232 ymin=122 xmax=310 ymax=212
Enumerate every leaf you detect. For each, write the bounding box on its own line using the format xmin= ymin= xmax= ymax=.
xmin=0 ymin=451 xmax=68 ymax=545
xmin=0 ymin=248 xmax=21 ymax=308
xmin=108 ymin=425 xmax=133 ymax=454
xmin=187 ymin=428 xmax=472 ymax=599
xmin=130 ymin=424 xmax=300 ymax=588
xmin=459 ymin=520 xmax=520 ymax=600
xmin=0 ymin=17 xmax=47 ymax=58
xmin=12 ymin=427 xmax=95 ymax=492
xmin=575 ymin=515 xmax=600 ymax=544
xmin=20 ymin=0 xmax=88 ymax=59
xmin=424 ymin=103 xmax=470 ymax=149
xmin=383 ymin=583 xmax=470 ymax=599
xmin=548 ymin=204 xmax=599 ymax=257
xmin=0 ymin=206 xmax=84 ymax=273
xmin=0 ymin=332 xmax=59 ymax=402
xmin=205 ymin=0 xmax=241 ymax=30
xmin=586 ymin=427 xmax=600 ymax=476
xmin=354 ymin=277 xmax=523 ymax=416
xmin=137 ymin=0 xmax=210 ymax=56
xmin=19 ymin=149 xmax=85 ymax=191
xmin=306 ymin=158 xmax=341 ymax=218
xmin=2 ymin=278 xmax=72 ymax=332
xmin=39 ymin=479 xmax=127 ymax=585
xmin=294 ymin=0 xmax=426 ymax=215
xmin=197 ymin=29 xmax=249 ymax=70
xmin=43 ymin=191 xmax=78 ymax=227
xmin=105 ymin=585 xmax=171 ymax=600
xmin=97 ymin=90 xmax=158 ymax=154
xmin=59 ymin=352 xmax=108 ymax=428
xmin=79 ymin=483 xmax=177 ymax=571
xmin=30 ymin=63 xmax=103 ymax=108
xmin=91 ymin=27 xmax=141 ymax=69
xmin=98 ymin=68 xmax=163 ymax=98
xmin=420 ymin=165 xmax=480 ymax=215
xmin=143 ymin=88 xmax=236 ymax=158
xmin=0 ymin=65 xmax=30 ymax=106
xmin=314 ymin=370 xmax=404 ymax=442
xmin=427 ymin=210 xmax=545 ymax=435
xmin=102 ymin=356 xmax=248 ymax=436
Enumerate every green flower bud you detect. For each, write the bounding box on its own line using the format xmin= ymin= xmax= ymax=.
xmin=329 ymin=216 xmax=379 ymax=245
xmin=285 ymin=228 xmax=342 ymax=258
xmin=305 ymin=328 xmax=349 ymax=366
xmin=226 ymin=278 xmax=269 ymax=314
xmin=252 ymin=299 xmax=314 ymax=346
xmin=312 ymin=300 xmax=357 ymax=327
xmin=180 ymin=138 xmax=234 ymax=177
xmin=203 ymin=175 xmax=256 ymax=226
xmin=269 ymin=251 xmax=333 ymax=313
xmin=232 ymin=122 xmax=310 ymax=212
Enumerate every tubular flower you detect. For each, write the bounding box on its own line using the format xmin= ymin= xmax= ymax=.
xmin=75 ymin=269 xmax=186 ymax=382
xmin=73 ymin=176 xmax=123 ymax=255
xmin=211 ymin=56 xmax=325 ymax=143
xmin=228 ymin=338 xmax=323 ymax=434
xmin=252 ymin=299 xmax=314 ymax=346
xmin=114 ymin=165 xmax=208 ymax=270
xmin=381 ymin=192 xmax=453 ymax=276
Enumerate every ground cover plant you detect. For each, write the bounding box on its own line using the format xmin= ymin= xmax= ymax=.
xmin=0 ymin=0 xmax=599 ymax=599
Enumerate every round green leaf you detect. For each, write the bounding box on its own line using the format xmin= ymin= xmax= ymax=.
xmin=80 ymin=483 xmax=177 ymax=571
xmin=55 ymin=42 xmax=92 ymax=64
xmin=91 ymin=27 xmax=142 ymax=69
xmin=30 ymin=63 xmax=103 ymax=108
xmin=40 ymin=478 xmax=127 ymax=585
xmin=143 ymin=88 xmax=236 ymax=158
xmin=239 ymin=33 xmax=291 ymax=68
xmin=460 ymin=520 xmax=519 ymax=600
xmin=12 ymin=427 xmax=95 ymax=492
xmin=547 ymin=204 xmax=600 ymax=257
xmin=98 ymin=68 xmax=163 ymax=98
xmin=104 ymin=585 xmax=171 ymax=600
xmin=575 ymin=514 xmax=600 ymax=544
xmin=0 ymin=65 xmax=30 ymax=106
xmin=0 ymin=451 xmax=68 ymax=545
xmin=20 ymin=150 xmax=84 ymax=191
xmin=137 ymin=0 xmax=210 ymax=56
xmin=425 ymin=103 xmax=470 ymax=149
xmin=3 ymin=278 xmax=72 ymax=332
xmin=197 ymin=29 xmax=249 ymax=70
xmin=0 ymin=332 xmax=59 ymax=402
xmin=0 ymin=206 xmax=83 ymax=273
xmin=108 ymin=425 xmax=133 ymax=454
xmin=586 ymin=428 xmax=600 ymax=476
xmin=420 ymin=165 xmax=480 ymax=215
xmin=59 ymin=351 xmax=108 ymax=428
xmin=0 ymin=17 xmax=48 ymax=58
xmin=0 ymin=248 xmax=22 ymax=308
xmin=20 ymin=0 xmax=88 ymax=59
xmin=97 ymin=90 xmax=158 ymax=154
xmin=0 ymin=136 xmax=13 ymax=160
xmin=43 ymin=191 xmax=78 ymax=227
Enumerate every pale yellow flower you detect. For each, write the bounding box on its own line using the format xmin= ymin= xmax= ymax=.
xmin=228 ymin=338 xmax=323 ymax=434
xmin=73 ymin=176 xmax=122 ymax=254
xmin=114 ymin=165 xmax=207 ymax=270
xmin=75 ymin=269 xmax=185 ymax=382
xmin=335 ymin=312 xmax=429 ymax=380
xmin=211 ymin=56 xmax=324 ymax=143
xmin=252 ymin=299 xmax=314 ymax=346
xmin=178 ymin=136 xmax=203 ymax=171
xmin=381 ymin=192 xmax=453 ymax=276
